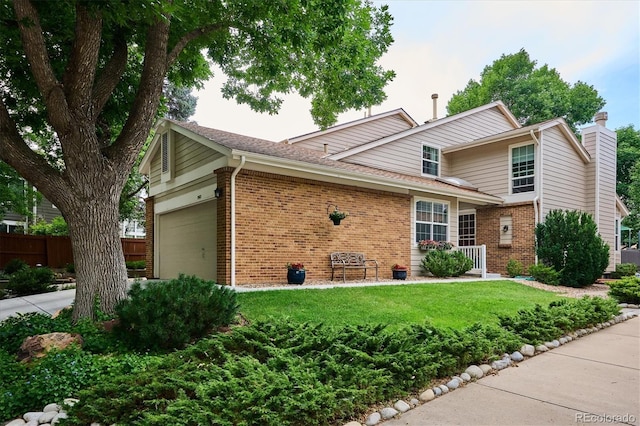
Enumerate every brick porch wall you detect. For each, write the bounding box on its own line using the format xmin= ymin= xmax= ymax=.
xmin=476 ymin=203 xmax=537 ymax=276
xmin=214 ymin=168 xmax=412 ymax=285
xmin=144 ymin=196 xmax=155 ymax=279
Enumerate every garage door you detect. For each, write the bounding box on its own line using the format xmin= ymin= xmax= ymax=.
xmin=158 ymin=200 xmax=216 ymax=280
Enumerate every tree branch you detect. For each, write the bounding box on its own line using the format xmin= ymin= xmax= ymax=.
xmin=106 ymin=19 xmax=170 ymax=167
xmin=12 ymin=0 xmax=71 ymax=133
xmin=0 ymin=97 xmax=65 ymax=202
xmin=63 ymin=3 xmax=103 ymax=115
xmin=167 ymin=23 xmax=224 ymax=66
xmin=92 ymin=34 xmax=128 ymax=116
xmin=125 ymin=178 xmax=149 ymax=200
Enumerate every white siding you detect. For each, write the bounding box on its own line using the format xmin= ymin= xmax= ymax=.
xmin=292 ymin=114 xmax=413 ymax=153
xmin=342 ymin=107 xmax=516 ymax=177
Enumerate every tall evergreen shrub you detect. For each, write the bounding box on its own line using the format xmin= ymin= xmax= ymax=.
xmin=535 ymin=210 xmax=609 ymax=287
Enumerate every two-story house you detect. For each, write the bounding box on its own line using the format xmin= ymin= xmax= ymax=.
xmin=140 ymin=101 xmax=627 ymax=284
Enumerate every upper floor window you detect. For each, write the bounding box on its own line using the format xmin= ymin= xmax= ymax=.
xmin=511 ymin=143 xmax=534 ymax=193
xmin=415 ymin=200 xmax=448 ymax=243
xmin=422 ymin=144 xmax=439 ymax=176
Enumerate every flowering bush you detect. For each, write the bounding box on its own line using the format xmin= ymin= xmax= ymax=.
xmin=391 ymin=264 xmax=407 ymax=271
xmin=418 ymin=240 xmax=453 ymax=250
xmin=287 ymin=263 xmax=305 ymax=270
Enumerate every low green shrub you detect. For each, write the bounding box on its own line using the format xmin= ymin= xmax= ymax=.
xmin=64 ymin=319 xmax=522 ymax=426
xmin=3 ymin=258 xmax=28 ymax=275
xmin=421 ymin=250 xmax=473 ymax=278
xmin=65 ymin=263 xmax=75 ymax=273
xmin=0 ymin=313 xmax=58 ymax=354
xmin=6 ymin=267 xmax=55 ymax=296
xmin=125 ymin=260 xmax=146 ymax=270
xmin=608 ymin=276 xmax=640 ymax=304
xmin=506 ymin=258 xmax=524 ymax=277
xmin=499 ymin=297 xmax=619 ymax=344
xmin=0 ymin=346 xmax=160 ymax=421
xmin=528 ymin=263 xmax=560 ymax=285
xmin=610 ymin=263 xmax=637 ymax=279
xmin=114 ymin=275 xmax=239 ymax=351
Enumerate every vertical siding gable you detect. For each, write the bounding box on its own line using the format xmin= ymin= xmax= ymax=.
xmin=292 ymin=114 xmax=414 ymax=153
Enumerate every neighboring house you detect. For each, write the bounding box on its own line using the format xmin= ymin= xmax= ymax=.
xmin=140 ymin=101 xmax=627 ymax=285
xmin=1 ymin=194 xmax=59 ymax=234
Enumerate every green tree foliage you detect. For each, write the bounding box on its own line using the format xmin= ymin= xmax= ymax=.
xmin=0 ymin=0 xmax=394 ymax=320
xmin=0 ymin=161 xmax=39 ymax=221
xmin=616 ymin=125 xmax=640 ymax=243
xmin=535 ymin=210 xmax=609 ymax=288
xmin=29 ymin=216 xmax=68 ymax=235
xmin=447 ymin=49 xmax=605 ymax=133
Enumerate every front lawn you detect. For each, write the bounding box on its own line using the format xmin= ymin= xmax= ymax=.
xmin=0 ymin=278 xmax=620 ymax=425
xmin=237 ymin=280 xmax=562 ymax=329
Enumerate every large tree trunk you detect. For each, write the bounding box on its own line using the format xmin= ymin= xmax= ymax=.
xmin=66 ymin=196 xmax=128 ymax=321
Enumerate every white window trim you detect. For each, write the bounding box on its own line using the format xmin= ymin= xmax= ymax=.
xmin=161 ymin=132 xmax=174 ymax=183
xmin=421 ymin=143 xmax=440 ymax=177
xmin=413 ymin=197 xmax=450 ymax=245
xmin=509 ymin=141 xmax=535 ymax=195
xmin=458 ymin=209 xmax=476 ymax=246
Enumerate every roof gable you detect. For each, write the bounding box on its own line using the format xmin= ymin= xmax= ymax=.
xmin=327 ymin=101 xmax=520 ymax=160
xmin=286 ymin=108 xmax=418 ymax=144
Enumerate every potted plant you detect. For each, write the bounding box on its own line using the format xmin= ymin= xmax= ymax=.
xmin=391 ymin=263 xmax=408 ymax=280
xmin=329 ymin=207 xmax=348 ymax=225
xmin=286 ymin=262 xmax=306 ymax=285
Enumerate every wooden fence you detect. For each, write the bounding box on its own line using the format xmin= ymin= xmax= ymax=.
xmin=0 ymin=234 xmax=145 ymax=269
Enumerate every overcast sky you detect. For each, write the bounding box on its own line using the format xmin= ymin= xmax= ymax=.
xmin=191 ymin=0 xmax=640 ymax=142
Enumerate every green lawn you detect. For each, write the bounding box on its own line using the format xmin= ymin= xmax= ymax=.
xmin=237 ymin=280 xmax=563 ymax=330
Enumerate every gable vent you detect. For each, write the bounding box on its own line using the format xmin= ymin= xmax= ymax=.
xmin=161 ymin=133 xmax=169 ymax=173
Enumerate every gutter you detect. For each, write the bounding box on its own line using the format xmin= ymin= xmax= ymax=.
xmin=530 ymin=130 xmax=541 ymax=265
xmin=230 ymin=155 xmax=246 ymax=288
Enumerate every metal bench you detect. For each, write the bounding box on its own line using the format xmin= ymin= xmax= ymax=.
xmin=330 ymin=252 xmax=379 ymax=282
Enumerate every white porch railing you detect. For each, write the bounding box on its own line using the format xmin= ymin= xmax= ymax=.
xmin=457 ymin=245 xmax=487 ymax=278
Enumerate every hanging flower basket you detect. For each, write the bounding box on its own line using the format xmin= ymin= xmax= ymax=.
xmin=329 ymin=207 xmax=348 ymax=226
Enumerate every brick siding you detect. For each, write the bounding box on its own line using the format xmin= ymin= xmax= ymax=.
xmin=214 ymin=168 xmax=412 ymax=285
xmin=476 ymin=203 xmax=536 ymax=275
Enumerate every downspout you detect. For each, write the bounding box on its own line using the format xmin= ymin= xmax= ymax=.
xmin=230 ymin=155 xmax=246 ymax=288
xmin=530 ymin=130 xmax=541 ymax=264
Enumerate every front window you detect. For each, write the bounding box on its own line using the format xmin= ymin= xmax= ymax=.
xmin=422 ymin=145 xmax=439 ymax=176
xmin=458 ymin=213 xmax=476 ymax=246
xmin=511 ymin=144 xmax=534 ymax=193
xmin=415 ymin=200 xmax=448 ymax=243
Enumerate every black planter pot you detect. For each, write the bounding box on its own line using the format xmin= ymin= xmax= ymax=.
xmin=287 ymin=269 xmax=306 ymax=285
xmin=330 ymin=217 xmax=342 ymax=225
xmin=392 ymin=269 xmax=407 ymax=280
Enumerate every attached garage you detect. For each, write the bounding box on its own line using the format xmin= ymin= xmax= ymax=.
xmin=157 ymin=200 xmax=217 ymax=280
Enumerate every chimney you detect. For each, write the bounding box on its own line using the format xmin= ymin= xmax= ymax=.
xmin=431 ymin=93 xmax=438 ymax=121
xmin=594 ymin=111 xmax=608 ymax=127
xmin=323 ymin=143 xmax=328 ymax=154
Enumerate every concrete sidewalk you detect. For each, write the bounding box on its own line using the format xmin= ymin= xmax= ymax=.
xmin=383 ymin=316 xmax=640 ymax=426
xmin=0 ymin=289 xmax=76 ymax=321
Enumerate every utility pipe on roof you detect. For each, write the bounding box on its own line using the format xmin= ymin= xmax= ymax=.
xmin=230 ymin=155 xmax=246 ymax=288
